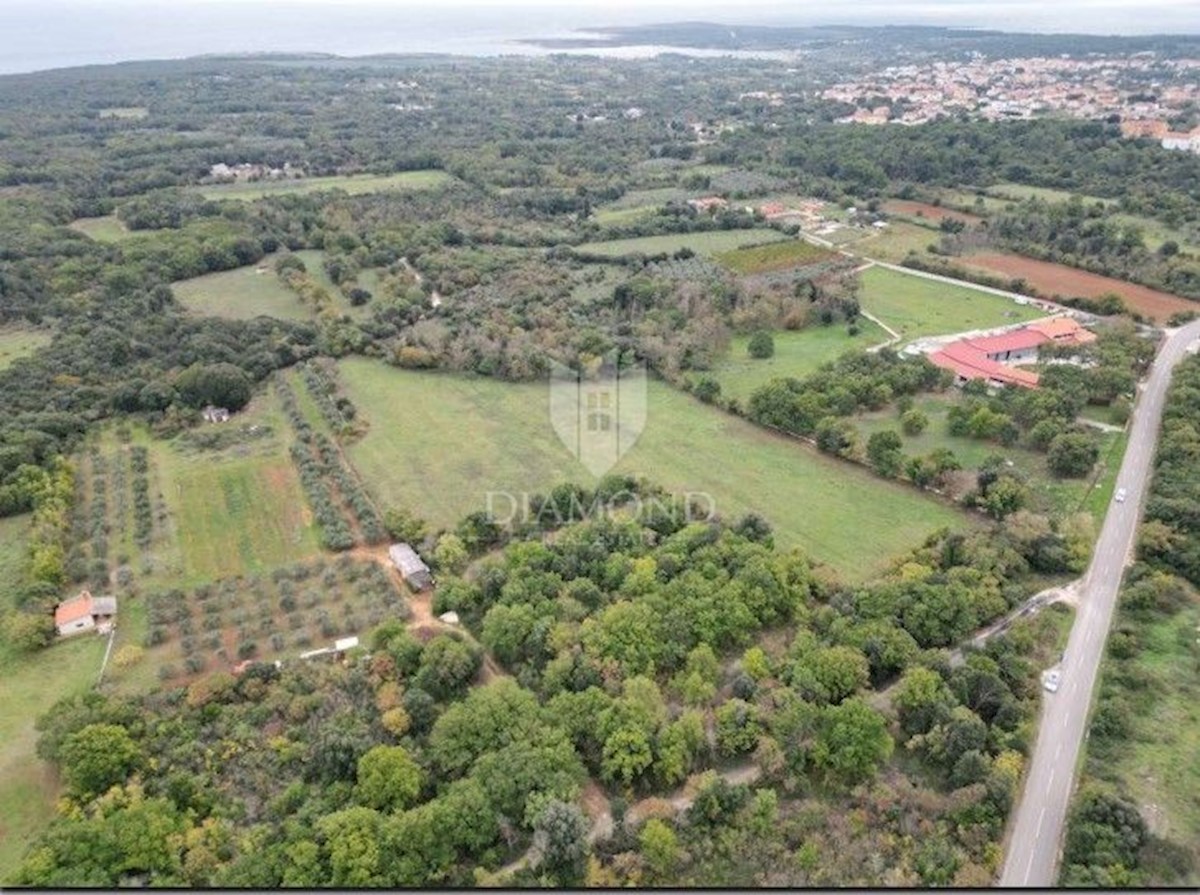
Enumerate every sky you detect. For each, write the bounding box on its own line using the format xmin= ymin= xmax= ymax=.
xmin=1 ymin=0 xmax=1197 ymax=75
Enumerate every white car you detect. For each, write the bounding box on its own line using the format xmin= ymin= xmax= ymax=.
xmin=1042 ymin=669 xmax=1062 ymax=693
xmin=1115 ymin=488 xmax=1127 ymax=503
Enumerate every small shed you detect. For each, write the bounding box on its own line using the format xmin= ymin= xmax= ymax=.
xmin=389 ymin=543 xmax=434 ymax=591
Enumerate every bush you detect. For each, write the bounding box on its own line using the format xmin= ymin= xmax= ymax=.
xmin=747 ymin=330 xmax=775 ymax=359
xmin=901 ymin=408 xmax=929 ymax=436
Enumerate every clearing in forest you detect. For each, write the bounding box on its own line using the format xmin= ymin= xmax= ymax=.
xmin=575 ymin=228 xmax=786 ymax=259
xmin=337 ymin=358 xmax=970 ymax=581
xmin=0 ymin=329 xmax=51 ymax=371
xmin=172 ymin=260 xmax=312 ymax=322
xmin=195 ymin=170 xmax=453 ymax=201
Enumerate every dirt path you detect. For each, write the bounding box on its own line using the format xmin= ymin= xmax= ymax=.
xmin=348 ymin=544 xmax=505 ymax=684
xmin=624 ymin=761 xmax=761 ymax=829
xmin=399 ymin=256 xmax=443 ymax=308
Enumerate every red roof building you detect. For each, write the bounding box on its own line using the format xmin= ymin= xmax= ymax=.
xmin=929 ymin=316 xmax=1094 ymax=389
xmin=930 ymin=342 xmax=1041 ymax=389
xmin=54 ymin=590 xmax=118 ymax=637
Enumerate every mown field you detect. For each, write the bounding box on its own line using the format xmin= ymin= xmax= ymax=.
xmin=575 ymin=228 xmax=786 ymax=259
xmin=711 ymin=321 xmax=890 ymax=404
xmin=856 ymin=220 xmax=941 ymax=262
xmin=172 ymin=258 xmax=312 ymax=321
xmin=338 ymin=358 xmax=971 ymax=580
xmin=0 ymin=329 xmax=51 ymax=371
xmin=195 ymin=169 xmax=453 ymax=201
xmin=151 ymin=388 xmax=321 ymax=583
xmin=859 ymin=264 xmax=1043 ymax=340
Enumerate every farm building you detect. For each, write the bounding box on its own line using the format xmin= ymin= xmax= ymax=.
xmin=389 ymin=542 xmax=433 ymax=590
xmin=54 ymin=590 xmax=118 ymax=637
xmin=930 ymin=316 xmax=1095 ymax=389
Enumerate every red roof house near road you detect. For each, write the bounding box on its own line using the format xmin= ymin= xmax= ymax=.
xmin=931 ymin=341 xmax=1041 ymax=389
xmin=929 ymin=316 xmax=1095 ymax=389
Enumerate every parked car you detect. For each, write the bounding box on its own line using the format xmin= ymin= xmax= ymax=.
xmin=1115 ymin=487 xmax=1127 ymax=503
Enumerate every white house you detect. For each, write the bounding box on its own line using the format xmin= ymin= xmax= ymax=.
xmin=54 ymin=590 xmax=117 ymax=637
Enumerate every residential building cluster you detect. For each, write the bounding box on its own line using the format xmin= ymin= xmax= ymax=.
xmin=821 ymin=55 xmax=1200 ymax=151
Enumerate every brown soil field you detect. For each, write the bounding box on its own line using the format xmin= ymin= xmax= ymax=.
xmin=962 ymin=252 xmax=1197 ymax=322
xmin=883 ymin=200 xmax=984 ymax=226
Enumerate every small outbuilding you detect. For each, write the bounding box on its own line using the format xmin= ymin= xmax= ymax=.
xmin=54 ymin=590 xmax=118 ymax=637
xmin=389 ymin=542 xmax=434 ymax=591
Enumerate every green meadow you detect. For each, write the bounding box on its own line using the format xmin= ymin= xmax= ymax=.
xmin=338 ymin=358 xmax=970 ymax=580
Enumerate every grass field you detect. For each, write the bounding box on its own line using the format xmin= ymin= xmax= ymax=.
xmin=0 ymin=634 xmax=108 ymax=881
xmin=68 ymin=215 xmax=135 ymax=242
xmin=859 ymin=265 xmax=1042 ymax=340
xmin=196 ymin=170 xmax=452 ymax=201
xmin=153 ymin=388 xmax=321 ymax=584
xmin=0 ymin=513 xmax=108 ymax=881
xmin=711 ymin=322 xmax=890 ymax=404
xmin=1077 ymin=590 xmax=1200 ymax=884
xmin=338 ymin=359 xmax=970 ymax=580
xmin=986 ymin=182 xmax=1110 ymax=206
xmin=852 ymin=393 xmax=1123 ymax=518
xmin=98 ymin=106 xmax=148 ymax=119
xmin=715 ymin=239 xmax=831 ymax=274
xmin=575 ymin=228 xmax=786 ymax=259
xmin=0 ymin=329 xmax=50 ymax=372
xmin=857 ymin=220 xmax=941 ymax=262
xmin=932 ymin=189 xmax=1015 ymax=215
xmin=172 ymin=259 xmax=312 ymax=321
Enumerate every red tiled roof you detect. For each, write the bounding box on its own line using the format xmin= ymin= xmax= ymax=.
xmin=1028 ymin=316 xmax=1097 ymax=343
xmin=930 ymin=342 xmax=1040 ymax=388
xmin=964 ymin=328 xmax=1047 ymax=355
xmin=54 ymin=591 xmax=94 ymax=626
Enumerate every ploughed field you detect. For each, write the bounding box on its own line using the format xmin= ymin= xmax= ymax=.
xmin=962 ymin=252 xmax=1196 ymax=322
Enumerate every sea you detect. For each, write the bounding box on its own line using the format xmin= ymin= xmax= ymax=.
xmin=1 ymin=0 xmax=1198 ymax=76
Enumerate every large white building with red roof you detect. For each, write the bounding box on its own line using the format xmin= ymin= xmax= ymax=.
xmin=929 ymin=316 xmax=1096 ymax=389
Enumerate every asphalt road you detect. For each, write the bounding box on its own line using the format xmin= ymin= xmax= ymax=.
xmin=1000 ymin=319 xmax=1200 ymax=887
